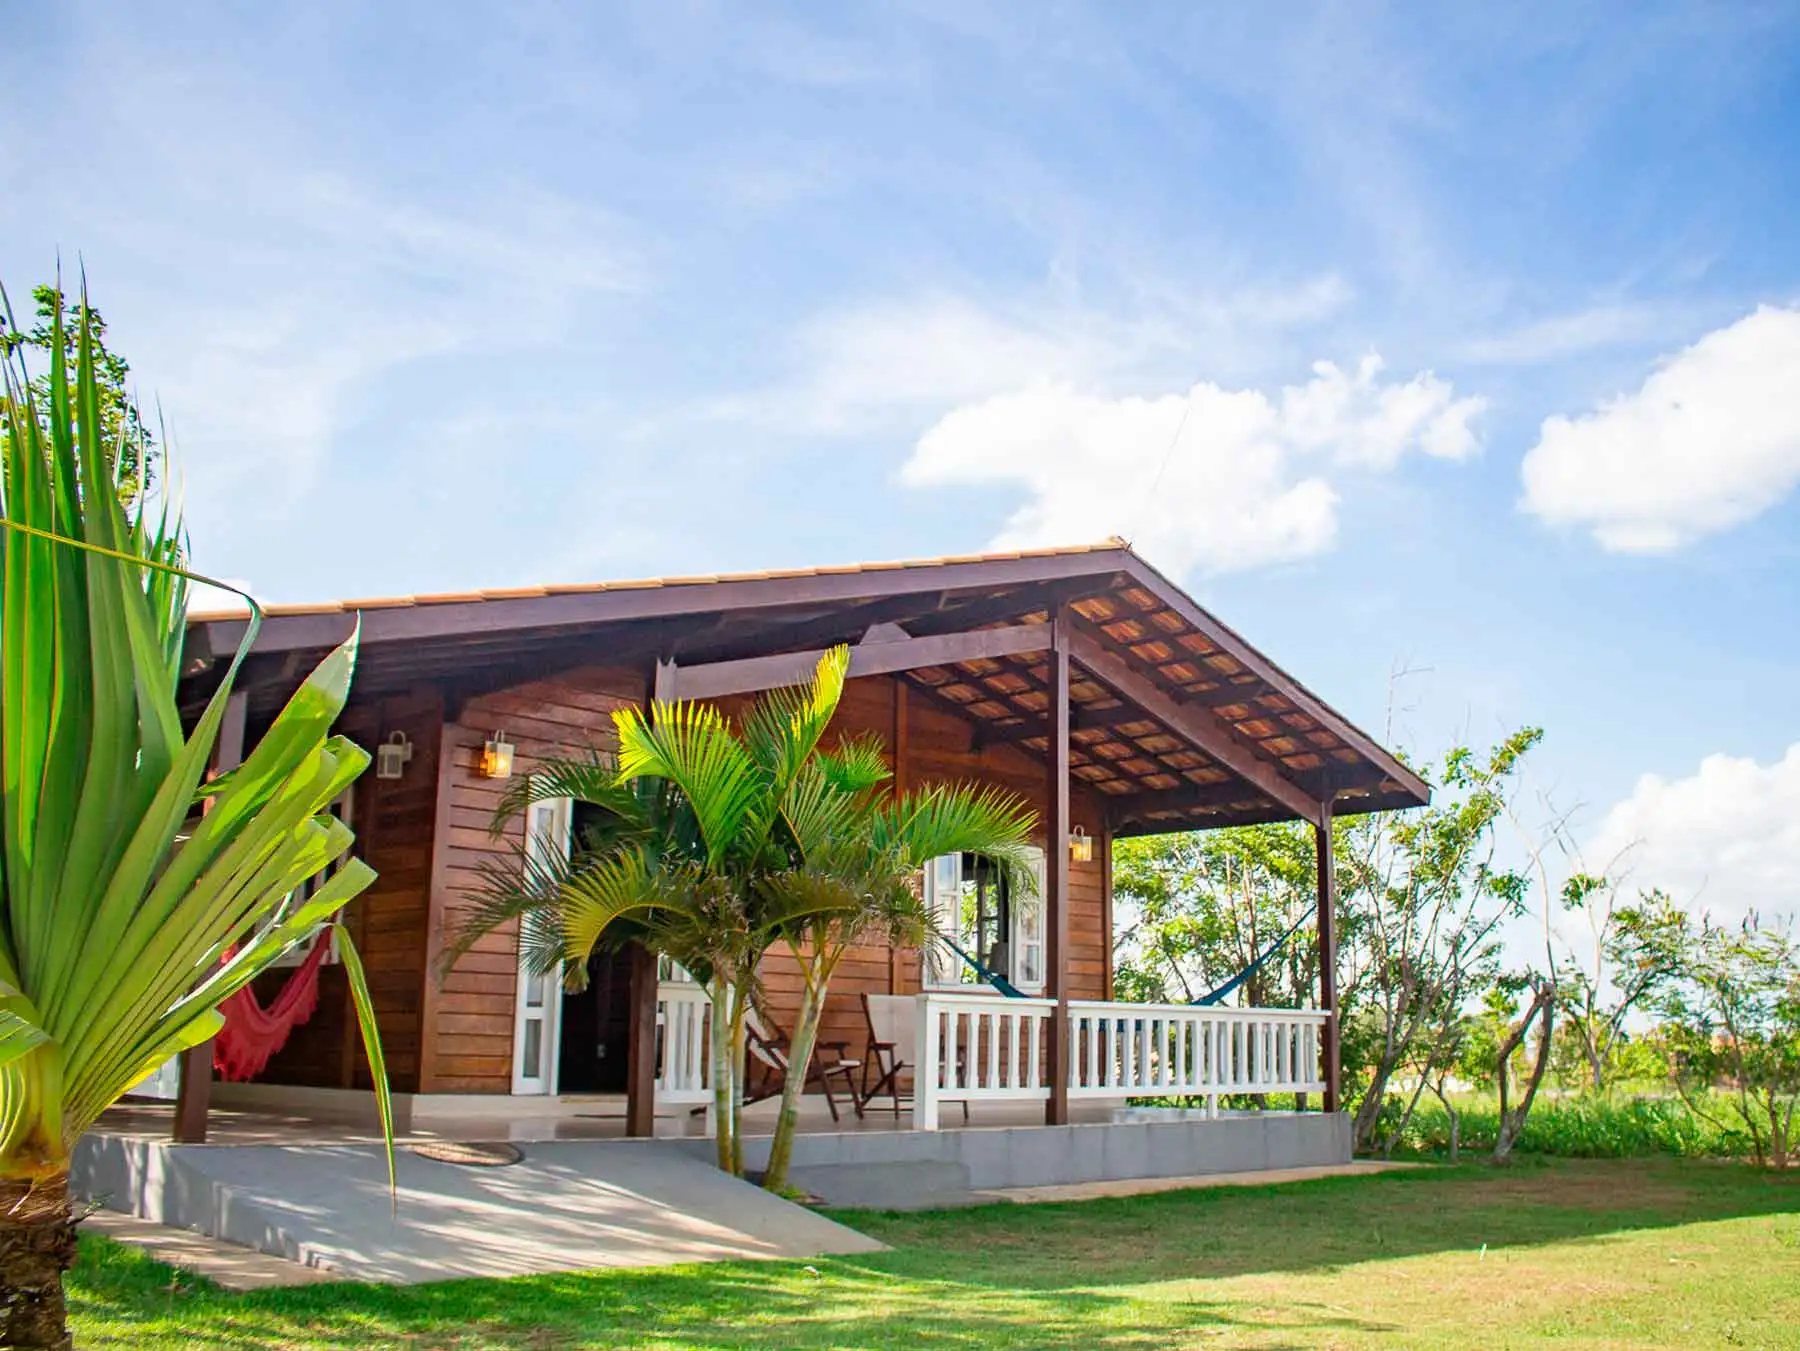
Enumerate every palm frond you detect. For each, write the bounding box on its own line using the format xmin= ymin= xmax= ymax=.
xmin=559 ymin=847 xmax=697 ymax=964
xmin=614 ymin=700 xmax=761 ymax=870
xmin=442 ymin=834 xmax=582 ymax=977
xmin=487 ymin=752 xmax=638 ymax=837
xmin=878 ymin=781 xmax=1038 ymax=876
xmin=739 ymin=646 xmax=850 ymax=796
xmin=775 ymin=760 xmax=875 ymax=861
xmin=812 ymin=733 xmax=890 ymax=796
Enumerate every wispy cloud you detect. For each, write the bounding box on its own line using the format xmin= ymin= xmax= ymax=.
xmin=691 ymin=271 xmax=1354 ymax=439
xmin=1455 ymin=302 xmax=1672 ymax=366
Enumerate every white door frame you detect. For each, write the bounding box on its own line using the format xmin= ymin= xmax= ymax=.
xmin=512 ymin=794 xmax=572 ymax=1095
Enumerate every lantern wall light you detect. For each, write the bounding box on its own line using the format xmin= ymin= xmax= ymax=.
xmin=479 ymin=731 xmax=516 ymax=780
xmin=1068 ymin=825 xmax=1094 ymax=864
xmin=374 ymin=730 xmax=413 ymax=780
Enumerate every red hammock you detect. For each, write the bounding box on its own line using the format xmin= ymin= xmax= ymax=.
xmin=212 ymin=935 xmax=331 ymax=1082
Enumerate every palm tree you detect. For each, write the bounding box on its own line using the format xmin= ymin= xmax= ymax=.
xmin=445 ymin=647 xmax=1036 ymax=1187
xmin=757 ymin=764 xmax=1036 ymax=1192
xmin=445 ymin=760 xmax=779 ymax=1174
xmin=0 ymin=288 xmax=389 ymax=1348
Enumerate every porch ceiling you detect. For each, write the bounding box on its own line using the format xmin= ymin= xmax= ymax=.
xmin=180 ymin=541 xmax=1429 ymax=833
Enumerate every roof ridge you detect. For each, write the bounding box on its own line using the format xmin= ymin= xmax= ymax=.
xmin=185 ymin=538 xmax=1135 ymax=622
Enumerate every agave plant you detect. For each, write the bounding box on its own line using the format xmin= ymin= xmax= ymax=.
xmin=0 ymin=285 xmax=389 ymax=1348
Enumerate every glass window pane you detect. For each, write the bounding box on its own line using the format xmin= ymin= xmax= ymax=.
xmin=521 ymin=1021 xmax=542 ymax=1077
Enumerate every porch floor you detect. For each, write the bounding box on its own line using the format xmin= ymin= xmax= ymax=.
xmin=95 ymin=1093 xmax=1131 ymax=1147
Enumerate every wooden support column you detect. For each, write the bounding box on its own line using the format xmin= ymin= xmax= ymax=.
xmin=625 ymin=943 xmax=659 ymax=1137
xmin=1045 ymin=608 xmax=1072 ymax=1126
xmin=174 ymin=689 xmax=248 ymax=1144
xmin=1315 ymin=805 xmax=1341 ymax=1115
xmin=624 ymin=659 xmax=676 ymax=1138
xmin=889 ymin=679 xmax=908 ymax=995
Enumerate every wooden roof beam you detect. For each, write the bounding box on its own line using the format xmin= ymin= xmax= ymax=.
xmin=664 ymin=622 xmax=1054 ymax=703
xmin=1066 ymin=628 xmax=1325 ymax=828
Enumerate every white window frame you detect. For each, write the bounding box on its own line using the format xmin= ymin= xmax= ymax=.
xmin=512 ymin=793 xmax=572 ymax=1095
xmin=921 ymin=846 xmax=1046 ymax=995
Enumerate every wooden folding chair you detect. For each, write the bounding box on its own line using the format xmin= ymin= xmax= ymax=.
xmin=861 ymin=993 xmax=968 ymax=1122
xmin=860 ymin=993 xmax=911 ymax=1115
xmin=744 ymin=1005 xmax=864 ymax=1122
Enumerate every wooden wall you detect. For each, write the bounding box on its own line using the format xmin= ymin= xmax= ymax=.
xmin=420 ymin=666 xmax=646 ymax=1093
xmin=252 ymin=664 xmax=1116 ymax=1098
xmin=249 ymin=687 xmax=445 ymax=1093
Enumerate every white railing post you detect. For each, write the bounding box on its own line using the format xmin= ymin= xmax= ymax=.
xmin=912 ymin=995 xmax=941 ymax=1131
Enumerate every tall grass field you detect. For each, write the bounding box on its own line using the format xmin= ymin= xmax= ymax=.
xmin=1379 ymin=1093 xmax=1755 ymax=1159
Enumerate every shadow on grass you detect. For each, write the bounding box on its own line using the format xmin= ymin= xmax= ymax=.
xmin=832 ymin=1156 xmax=1800 ymax=1290
xmin=68 ymin=1158 xmax=1800 ymax=1351
xmin=71 ymin=1242 xmax=1392 ymax=1351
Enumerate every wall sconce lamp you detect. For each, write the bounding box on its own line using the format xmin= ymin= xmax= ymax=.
xmin=479 ymin=732 xmax=516 ymax=780
xmin=374 ymin=730 xmax=414 ymax=781
xmin=1068 ymin=825 xmax=1094 ymax=864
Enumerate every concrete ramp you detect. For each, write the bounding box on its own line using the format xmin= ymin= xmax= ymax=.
xmin=72 ymin=1135 xmax=882 ymax=1284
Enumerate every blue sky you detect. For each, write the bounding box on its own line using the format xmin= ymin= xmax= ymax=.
xmin=6 ymin=1 xmax=1800 ymax=926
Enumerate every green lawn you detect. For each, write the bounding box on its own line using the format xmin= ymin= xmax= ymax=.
xmin=71 ymin=1158 xmax=1800 ymax=1350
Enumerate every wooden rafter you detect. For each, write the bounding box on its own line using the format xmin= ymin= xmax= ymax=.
xmin=1066 ymin=628 xmax=1324 ymax=828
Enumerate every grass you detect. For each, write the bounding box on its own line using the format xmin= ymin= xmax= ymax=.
xmin=70 ymin=1158 xmax=1800 ymax=1350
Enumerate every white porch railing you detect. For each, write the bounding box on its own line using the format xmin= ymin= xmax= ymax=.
xmin=655 ymin=981 xmax=712 ymax=1108
xmin=912 ymin=991 xmax=1327 ymax=1131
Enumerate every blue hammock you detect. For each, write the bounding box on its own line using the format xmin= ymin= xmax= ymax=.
xmin=1186 ymin=904 xmax=1316 ymax=1006
xmin=939 ymin=935 xmax=1028 ymax=998
xmin=940 ymin=904 xmax=1316 ymax=1006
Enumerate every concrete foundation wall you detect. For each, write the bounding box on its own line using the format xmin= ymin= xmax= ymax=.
xmin=721 ymin=1112 xmax=1354 ymax=1208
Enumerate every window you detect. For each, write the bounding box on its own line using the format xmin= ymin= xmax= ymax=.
xmin=922 ymin=847 xmax=1045 ymax=993
xmin=513 ymin=793 xmax=572 ymax=1094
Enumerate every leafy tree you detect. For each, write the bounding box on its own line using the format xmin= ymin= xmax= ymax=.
xmin=1335 ymin=730 xmax=1542 ymax=1153
xmin=1490 ymin=972 xmax=1556 ymax=1161
xmin=1554 ymin=884 xmax=1688 ymax=1091
xmin=1664 ymin=917 xmax=1800 ymax=1169
xmin=1 ymin=283 xmax=154 ymax=499
xmin=0 ymin=285 xmax=388 ymax=1348
xmin=1113 ymin=824 xmax=1318 ymax=1009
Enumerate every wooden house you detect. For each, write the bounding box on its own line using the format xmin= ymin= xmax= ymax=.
xmin=169 ymin=541 xmax=1427 ymax=1142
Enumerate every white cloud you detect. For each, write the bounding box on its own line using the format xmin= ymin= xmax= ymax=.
xmin=899 ymin=355 xmax=1483 ymax=576
xmin=1586 ymin=744 xmax=1800 ymax=927
xmin=1520 ymin=305 xmax=1800 ymax=551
